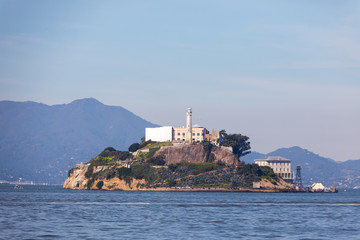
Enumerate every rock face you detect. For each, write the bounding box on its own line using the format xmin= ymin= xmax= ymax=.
xmin=63 ymin=164 xmax=146 ymax=190
xmin=153 ymin=144 xmax=237 ymax=166
xmin=63 ymin=164 xmax=89 ymax=189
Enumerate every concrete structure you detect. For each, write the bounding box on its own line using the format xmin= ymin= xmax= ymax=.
xmin=145 ymin=126 xmax=173 ymax=142
xmin=186 ymin=108 xmax=192 ymax=143
xmin=254 ymin=156 xmax=294 ymax=184
xmin=205 ymin=129 xmax=221 ymax=145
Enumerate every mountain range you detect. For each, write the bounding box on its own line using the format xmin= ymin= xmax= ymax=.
xmin=0 ymin=98 xmax=157 ymax=184
xmin=0 ymin=98 xmax=359 ymax=187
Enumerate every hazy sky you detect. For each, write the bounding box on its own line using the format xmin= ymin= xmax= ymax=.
xmin=1 ymin=0 xmax=360 ymax=161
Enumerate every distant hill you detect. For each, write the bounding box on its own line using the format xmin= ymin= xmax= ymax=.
xmin=0 ymin=98 xmax=157 ymax=184
xmin=242 ymin=146 xmax=360 ymax=188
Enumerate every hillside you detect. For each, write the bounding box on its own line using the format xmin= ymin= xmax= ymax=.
xmin=242 ymin=146 xmax=360 ymax=188
xmin=64 ymin=143 xmax=291 ymax=191
xmin=0 ymin=98 xmax=157 ymax=184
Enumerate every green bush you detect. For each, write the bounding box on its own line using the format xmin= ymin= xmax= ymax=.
xmin=128 ymin=143 xmax=140 ymax=152
xmin=146 ymin=147 xmax=160 ymax=159
xmin=85 ymin=165 xmax=93 ymax=178
xmin=148 ymin=155 xmax=166 ymax=165
xmin=117 ymin=167 xmax=132 ymax=180
xmin=68 ymin=168 xmax=75 ymax=177
xmin=178 ymin=162 xmax=222 ymax=175
xmin=139 ymin=140 xmax=155 ymax=149
xmin=131 ymin=164 xmax=157 ymax=183
xmin=86 ymin=179 xmax=94 ymax=189
xmin=168 ymin=164 xmax=178 ymax=172
xmin=96 ymin=181 xmax=104 ymax=189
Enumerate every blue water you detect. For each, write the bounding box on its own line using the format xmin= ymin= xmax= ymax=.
xmin=0 ymin=185 xmax=359 ymax=239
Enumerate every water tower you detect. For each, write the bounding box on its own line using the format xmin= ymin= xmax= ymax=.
xmin=294 ymin=165 xmax=303 ymax=189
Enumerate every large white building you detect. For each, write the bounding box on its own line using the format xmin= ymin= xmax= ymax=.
xmin=254 ymin=156 xmax=294 ymax=184
xmin=145 ymin=126 xmax=173 ymax=142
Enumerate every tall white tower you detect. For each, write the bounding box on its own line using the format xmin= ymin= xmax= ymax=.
xmin=186 ymin=107 xmax=192 ymax=143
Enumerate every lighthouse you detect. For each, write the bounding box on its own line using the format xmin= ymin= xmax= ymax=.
xmin=186 ymin=107 xmax=192 ymax=143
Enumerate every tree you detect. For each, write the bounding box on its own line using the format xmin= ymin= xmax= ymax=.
xmin=221 ymin=130 xmax=251 ymax=161
xmin=96 ymin=180 xmax=104 ymax=190
xmin=128 ymin=143 xmax=140 ymax=152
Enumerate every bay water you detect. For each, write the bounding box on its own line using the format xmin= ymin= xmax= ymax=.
xmin=1 ymin=185 xmax=359 ymax=239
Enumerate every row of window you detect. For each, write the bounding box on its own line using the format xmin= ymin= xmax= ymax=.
xmin=258 ymin=162 xmax=290 ymax=166
xmin=276 ymin=172 xmax=293 ymax=179
xmin=176 ymin=132 xmax=204 ymax=136
xmin=176 ymin=138 xmax=202 ymax=141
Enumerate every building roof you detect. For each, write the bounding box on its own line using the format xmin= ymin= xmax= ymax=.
xmin=254 ymin=156 xmax=291 ymax=162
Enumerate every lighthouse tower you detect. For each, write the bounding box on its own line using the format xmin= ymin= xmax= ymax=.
xmin=186 ymin=108 xmax=192 ymax=143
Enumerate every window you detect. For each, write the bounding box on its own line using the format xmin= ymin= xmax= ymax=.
xmin=197 ymin=133 xmax=200 ymax=136
xmin=192 ymin=138 xmax=195 ymax=141
xmin=177 ymin=133 xmax=180 ymax=136
xmin=182 ymin=133 xmax=185 ymax=136
xmin=193 ymin=133 xmax=195 ymax=136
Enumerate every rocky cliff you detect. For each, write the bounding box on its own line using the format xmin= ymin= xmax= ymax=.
xmin=153 ymin=144 xmax=237 ymax=165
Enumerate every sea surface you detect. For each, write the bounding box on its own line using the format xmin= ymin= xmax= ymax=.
xmin=0 ymin=185 xmax=359 ymax=240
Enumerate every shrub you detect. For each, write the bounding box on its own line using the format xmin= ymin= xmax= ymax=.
xmin=106 ymin=169 xmax=117 ymax=180
xmin=146 ymin=147 xmax=160 ymax=159
xmin=148 ymin=155 xmax=166 ymax=166
xmin=216 ymin=160 xmax=225 ymax=166
xmin=86 ymin=179 xmax=94 ymax=189
xmin=128 ymin=143 xmax=140 ymax=152
xmin=96 ymin=181 xmax=104 ymax=189
xmin=202 ymin=141 xmax=213 ymax=162
xmin=139 ymin=140 xmax=155 ymax=149
xmin=131 ymin=164 xmax=157 ymax=183
xmin=168 ymin=178 xmax=176 ymax=187
xmin=100 ymin=147 xmax=117 ymax=156
xmin=68 ymin=168 xmax=75 ymax=177
xmin=178 ymin=162 xmax=221 ymax=175
xmin=85 ymin=165 xmax=93 ymax=178
xmin=168 ymin=164 xmax=178 ymax=172
xmin=117 ymin=167 xmax=132 ymax=180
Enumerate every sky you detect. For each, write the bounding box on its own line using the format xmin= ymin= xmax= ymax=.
xmin=1 ymin=0 xmax=360 ymax=161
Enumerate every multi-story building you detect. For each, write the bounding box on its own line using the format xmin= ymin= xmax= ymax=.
xmin=173 ymin=127 xmax=207 ymax=143
xmin=254 ymin=156 xmax=294 ymax=184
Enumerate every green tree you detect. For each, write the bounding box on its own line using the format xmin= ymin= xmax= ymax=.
xmin=221 ymin=130 xmax=251 ymax=161
xmin=128 ymin=143 xmax=140 ymax=152
xmin=96 ymin=180 xmax=104 ymax=190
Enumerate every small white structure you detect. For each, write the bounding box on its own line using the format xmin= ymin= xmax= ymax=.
xmin=311 ymin=183 xmax=325 ymax=191
xmin=145 ymin=126 xmax=173 ymax=142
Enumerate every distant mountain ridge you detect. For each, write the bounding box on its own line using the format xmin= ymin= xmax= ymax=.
xmin=0 ymin=98 xmax=158 ymax=184
xmin=242 ymin=146 xmax=360 ymax=188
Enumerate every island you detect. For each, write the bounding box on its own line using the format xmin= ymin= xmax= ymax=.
xmin=63 ymin=139 xmax=293 ymax=192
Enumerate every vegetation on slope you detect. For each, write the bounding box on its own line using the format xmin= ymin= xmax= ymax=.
xmin=70 ymin=134 xmax=281 ymax=190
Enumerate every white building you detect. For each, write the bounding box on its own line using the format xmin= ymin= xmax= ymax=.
xmin=145 ymin=126 xmax=173 ymax=142
xmin=254 ymin=156 xmax=294 ymax=184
